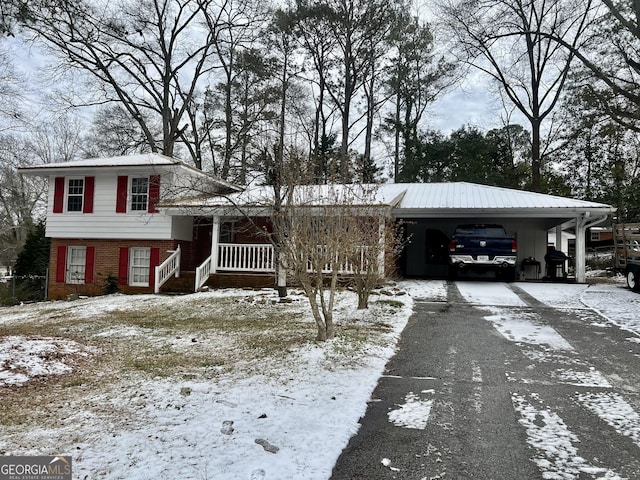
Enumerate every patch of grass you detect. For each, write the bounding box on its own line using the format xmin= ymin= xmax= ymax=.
xmin=62 ymin=377 xmax=86 ymax=388
xmin=121 ymin=345 xmax=227 ymax=378
xmin=87 ymin=299 xmax=315 ymax=378
xmin=0 ymin=372 xmax=103 ymax=427
xmin=376 ymin=299 xmax=404 ymax=309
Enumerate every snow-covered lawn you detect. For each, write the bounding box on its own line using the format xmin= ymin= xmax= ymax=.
xmin=0 ymin=285 xmax=415 ymax=479
xmin=0 ymin=277 xmax=638 ymax=479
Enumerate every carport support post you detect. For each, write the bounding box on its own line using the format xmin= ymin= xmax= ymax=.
xmin=575 ymin=214 xmax=587 ymax=283
xmin=555 ymin=227 xmax=563 ymax=252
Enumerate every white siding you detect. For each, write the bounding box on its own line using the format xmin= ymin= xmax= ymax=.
xmin=502 ymin=221 xmax=548 ymax=265
xmin=45 ymin=172 xmax=182 ymax=240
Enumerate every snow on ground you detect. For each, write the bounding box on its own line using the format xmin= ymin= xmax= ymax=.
xmin=512 ymin=393 xmax=625 ymax=480
xmin=0 ymin=285 xmax=424 ymax=480
xmin=552 ymin=368 xmax=612 ymax=388
xmin=387 ymin=390 xmax=434 ymax=430
xmin=579 ymin=283 xmax=640 ymax=337
xmin=468 ymin=279 xmax=640 ymax=479
xmin=456 ymin=281 xmax=527 ymax=306
xmin=0 ymin=289 xmax=255 ymax=327
xmin=0 ymin=336 xmax=94 ymax=387
xmin=481 ymin=306 xmax=575 ymax=350
xmin=577 ymin=392 xmax=640 ymax=449
xmin=1 ymin=278 xmax=640 ymax=479
xmin=516 ymin=282 xmax=591 ymax=310
xmin=399 ymin=279 xmax=447 ymax=301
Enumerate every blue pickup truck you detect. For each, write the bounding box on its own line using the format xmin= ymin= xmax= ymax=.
xmin=448 ymin=224 xmax=518 ymax=281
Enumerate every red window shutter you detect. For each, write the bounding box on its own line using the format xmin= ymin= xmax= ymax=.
xmin=118 ymin=247 xmax=129 ymax=285
xmin=116 ymin=176 xmax=128 ymax=213
xmin=148 ymin=175 xmax=161 ymax=213
xmin=149 ymin=247 xmax=160 ymax=287
xmin=53 ymin=177 xmax=65 ymax=213
xmin=56 ymin=245 xmax=67 ymax=282
xmin=83 ymin=176 xmax=95 ymax=213
xmin=85 ymin=246 xmax=95 ymax=284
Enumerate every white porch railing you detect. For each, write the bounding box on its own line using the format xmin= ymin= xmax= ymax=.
xmin=194 ymin=255 xmax=212 ymax=292
xmin=154 ymin=245 xmax=181 ymax=294
xmin=310 ymin=246 xmax=370 ymax=275
xmin=218 ymin=243 xmax=276 ymax=272
xmin=190 ymin=243 xmax=373 ymax=292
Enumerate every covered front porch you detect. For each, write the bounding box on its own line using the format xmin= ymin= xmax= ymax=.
xmin=154 ymin=215 xmax=383 ymax=294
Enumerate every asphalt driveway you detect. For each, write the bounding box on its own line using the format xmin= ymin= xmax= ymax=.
xmin=331 ymin=281 xmax=640 ymax=480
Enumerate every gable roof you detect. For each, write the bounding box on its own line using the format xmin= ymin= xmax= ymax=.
xmin=18 ymin=153 xmax=192 ymax=172
xmin=18 ymin=153 xmax=242 ymax=193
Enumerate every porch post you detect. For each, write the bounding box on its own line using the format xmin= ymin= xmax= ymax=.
xmin=378 ymin=216 xmax=386 ymax=277
xmin=211 ymin=216 xmax=220 ymax=273
xmin=555 ymin=227 xmax=563 ymax=252
xmin=277 ymin=255 xmax=287 ymax=297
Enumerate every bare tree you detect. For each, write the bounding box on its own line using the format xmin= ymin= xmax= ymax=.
xmin=204 ymin=0 xmax=269 ymax=179
xmin=323 ymin=0 xmax=401 ymax=182
xmin=16 ymin=0 xmax=233 ymax=168
xmin=0 ymin=132 xmax=53 ymax=269
xmin=293 ymin=1 xmax=339 ymax=183
xmin=0 ymin=44 xmax=24 ymax=130
xmin=80 ymin=105 xmax=154 ymax=158
xmin=277 ymin=184 xmax=390 ymax=340
xmin=30 ymin=114 xmax=84 ymax=164
xmin=384 ymin=13 xmax=457 ymax=181
xmin=439 ymin=0 xmax=593 ymax=191
xmin=344 ymin=212 xmax=404 ymax=309
xmin=542 ymin=0 xmax=640 ymax=132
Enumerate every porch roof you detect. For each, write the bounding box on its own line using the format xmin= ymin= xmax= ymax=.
xmin=162 ymin=182 xmax=615 ymax=220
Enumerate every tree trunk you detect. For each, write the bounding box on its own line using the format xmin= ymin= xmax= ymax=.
xmin=222 ymin=75 xmax=233 ymax=180
xmin=304 ymin=283 xmax=329 ymax=341
xmin=357 ymin=290 xmax=369 ymax=309
xmin=531 ymin=118 xmax=541 ymax=191
xmin=363 ymin=65 xmax=375 ymax=171
xmin=394 ymin=91 xmax=401 ymax=181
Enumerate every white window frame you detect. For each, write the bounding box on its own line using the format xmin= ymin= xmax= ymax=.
xmin=130 ymin=177 xmax=149 ymax=212
xmin=129 ymin=247 xmax=151 ymax=287
xmin=66 ymin=246 xmax=86 ymax=284
xmin=66 ymin=177 xmax=84 ymax=213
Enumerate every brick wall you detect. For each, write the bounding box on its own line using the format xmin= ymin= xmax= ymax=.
xmin=48 ymin=238 xmax=185 ymax=299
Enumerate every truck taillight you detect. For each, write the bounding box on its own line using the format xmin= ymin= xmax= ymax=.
xmin=449 ymin=239 xmax=457 ymax=252
xmin=512 ymin=240 xmax=517 ymax=253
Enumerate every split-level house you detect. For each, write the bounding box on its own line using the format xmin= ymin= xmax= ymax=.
xmin=19 ymin=154 xmax=241 ymax=298
xmin=20 ymin=153 xmax=616 ymax=299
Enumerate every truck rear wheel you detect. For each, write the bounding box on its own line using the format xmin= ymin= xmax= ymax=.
xmin=627 ymin=267 xmax=640 ymax=292
xmin=448 ymin=265 xmax=458 ymax=281
xmin=505 ymin=266 xmax=517 ymax=283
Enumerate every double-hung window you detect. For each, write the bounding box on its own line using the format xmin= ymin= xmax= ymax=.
xmin=67 ymin=178 xmax=84 ymax=212
xmin=130 ymin=247 xmax=151 ymax=286
xmin=131 ymin=177 xmax=149 ymax=211
xmin=66 ymin=246 xmax=87 ymax=284
xmin=116 ymin=174 xmax=159 ymax=214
